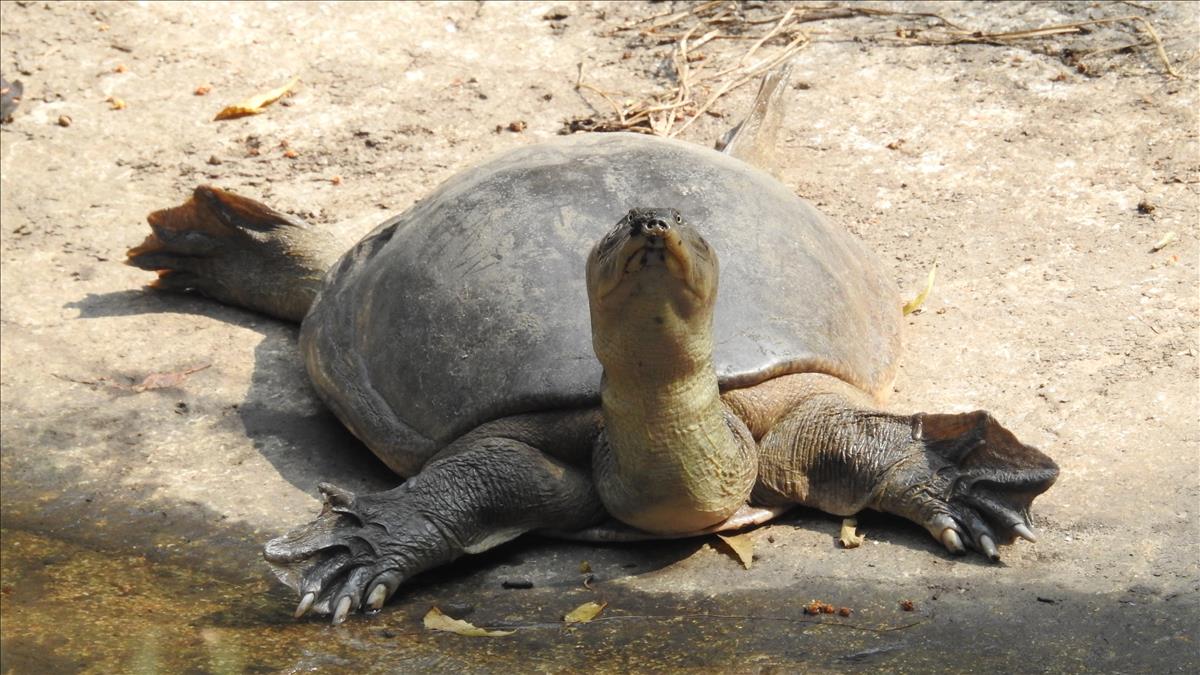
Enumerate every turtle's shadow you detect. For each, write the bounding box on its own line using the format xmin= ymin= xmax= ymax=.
xmin=67 ymin=289 xmax=394 ymax=496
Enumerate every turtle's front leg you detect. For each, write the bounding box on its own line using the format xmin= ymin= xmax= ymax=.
xmin=733 ymin=374 xmax=1058 ymax=559
xmin=264 ymin=434 xmax=604 ymax=624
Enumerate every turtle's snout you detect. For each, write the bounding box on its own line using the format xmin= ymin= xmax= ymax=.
xmin=627 ymin=208 xmax=681 ymax=239
xmin=631 ymin=217 xmax=669 ymax=238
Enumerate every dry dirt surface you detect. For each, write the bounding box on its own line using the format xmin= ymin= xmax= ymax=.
xmin=1 ymin=1 xmax=1198 ymax=673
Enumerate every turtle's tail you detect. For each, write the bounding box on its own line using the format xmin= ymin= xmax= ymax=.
xmin=127 ymin=186 xmax=342 ymax=323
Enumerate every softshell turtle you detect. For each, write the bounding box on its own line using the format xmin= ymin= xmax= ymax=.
xmin=127 ymin=67 xmax=1058 ymax=624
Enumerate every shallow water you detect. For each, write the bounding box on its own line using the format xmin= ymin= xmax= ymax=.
xmin=3 ymin=527 xmax=1194 ymax=673
xmin=0 ymin=527 xmax=915 ymax=673
xmin=1 ymin=528 xmax=292 ymax=673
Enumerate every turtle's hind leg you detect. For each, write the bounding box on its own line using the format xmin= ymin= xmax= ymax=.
xmin=127 ymin=186 xmax=341 ymax=322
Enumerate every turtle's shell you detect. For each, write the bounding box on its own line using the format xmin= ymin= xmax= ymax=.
xmin=300 ymin=133 xmax=901 ymax=476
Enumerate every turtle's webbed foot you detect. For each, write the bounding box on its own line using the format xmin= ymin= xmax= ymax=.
xmin=875 ymin=410 xmax=1059 ymax=561
xmin=265 ymin=442 xmax=603 ymax=623
xmin=127 ymin=186 xmax=287 ymax=289
xmin=127 ymin=185 xmax=329 ymax=321
xmin=264 ymin=482 xmax=453 ymax=625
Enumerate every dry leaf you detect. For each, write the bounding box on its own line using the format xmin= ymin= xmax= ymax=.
xmin=716 ymin=532 xmax=754 ymax=569
xmin=902 ymin=263 xmax=937 ymax=315
xmin=106 ymin=96 xmax=126 ymax=110
xmin=1150 ymin=231 xmax=1176 ymax=252
xmin=422 ymin=607 xmax=513 ymax=637
xmin=839 ymin=518 xmax=865 ymax=549
xmin=805 ymin=599 xmax=838 ymax=615
xmin=132 ymin=364 xmax=211 ymax=392
xmin=563 ymin=601 xmax=607 ymax=624
xmin=56 ymin=364 xmax=211 ymax=393
xmin=213 ymin=77 xmax=298 ymax=121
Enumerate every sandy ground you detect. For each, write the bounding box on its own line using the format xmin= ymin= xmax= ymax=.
xmin=1 ymin=1 xmax=1197 ymax=672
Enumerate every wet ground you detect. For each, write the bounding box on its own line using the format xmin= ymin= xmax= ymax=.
xmin=4 ymin=524 xmax=1195 ymax=674
xmin=2 ymin=1 xmax=1198 ymax=673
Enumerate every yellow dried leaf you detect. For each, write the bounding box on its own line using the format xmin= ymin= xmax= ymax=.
xmin=716 ymin=532 xmax=754 ymax=569
xmin=213 ymin=77 xmax=298 ymax=121
xmin=563 ymin=601 xmax=607 ymax=624
xmin=839 ymin=517 xmax=865 ymax=549
xmin=902 ymin=263 xmax=937 ymax=315
xmin=422 ymin=607 xmax=514 ymax=637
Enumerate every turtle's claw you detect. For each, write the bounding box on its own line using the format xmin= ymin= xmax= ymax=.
xmin=366 ymin=584 xmax=388 ymax=612
xmin=294 ymin=592 xmax=316 ymax=619
xmin=332 ymin=596 xmax=352 ymax=625
xmin=978 ymin=533 xmax=999 ymax=561
xmin=1013 ymin=523 xmax=1038 ymax=543
xmin=365 ymin=571 xmax=403 ymax=612
xmin=957 ymin=507 xmax=1001 ymax=561
xmin=940 ymin=527 xmax=966 ymax=555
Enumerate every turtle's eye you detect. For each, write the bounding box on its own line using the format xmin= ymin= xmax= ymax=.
xmin=673 ymin=212 xmax=682 ymax=224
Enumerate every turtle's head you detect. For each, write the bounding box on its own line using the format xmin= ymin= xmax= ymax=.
xmin=586 ymin=208 xmax=719 ymax=373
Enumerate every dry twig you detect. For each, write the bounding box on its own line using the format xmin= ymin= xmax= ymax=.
xmin=889 ymin=14 xmax=1180 ymax=78
xmin=569 ymin=4 xmax=1183 ymax=137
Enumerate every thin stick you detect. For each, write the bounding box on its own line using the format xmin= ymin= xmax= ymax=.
xmin=915 ymin=15 xmax=1180 ymax=78
xmin=670 ymin=33 xmax=810 ymax=138
xmin=575 ymin=62 xmax=629 ymax=124
xmin=616 ymin=0 xmax=724 ymax=34
xmin=1129 ymin=15 xmax=1181 ymax=78
xmin=739 ymin=7 xmax=796 ymax=67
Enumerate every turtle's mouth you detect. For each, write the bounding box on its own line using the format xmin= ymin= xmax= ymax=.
xmin=620 ymin=231 xmax=692 ymax=282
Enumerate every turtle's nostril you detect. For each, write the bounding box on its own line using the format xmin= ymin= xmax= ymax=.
xmin=645 ymin=220 xmax=669 ymax=237
xmin=629 ymin=213 xmax=671 ymax=238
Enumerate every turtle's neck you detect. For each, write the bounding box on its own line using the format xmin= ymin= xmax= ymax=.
xmin=589 ymin=282 xmax=756 ymax=535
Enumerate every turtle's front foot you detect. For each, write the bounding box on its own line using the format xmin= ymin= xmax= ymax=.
xmin=872 ymin=410 xmax=1059 ymax=560
xmin=264 ymin=482 xmax=455 ymax=624
xmin=264 ymin=441 xmax=603 ymax=624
